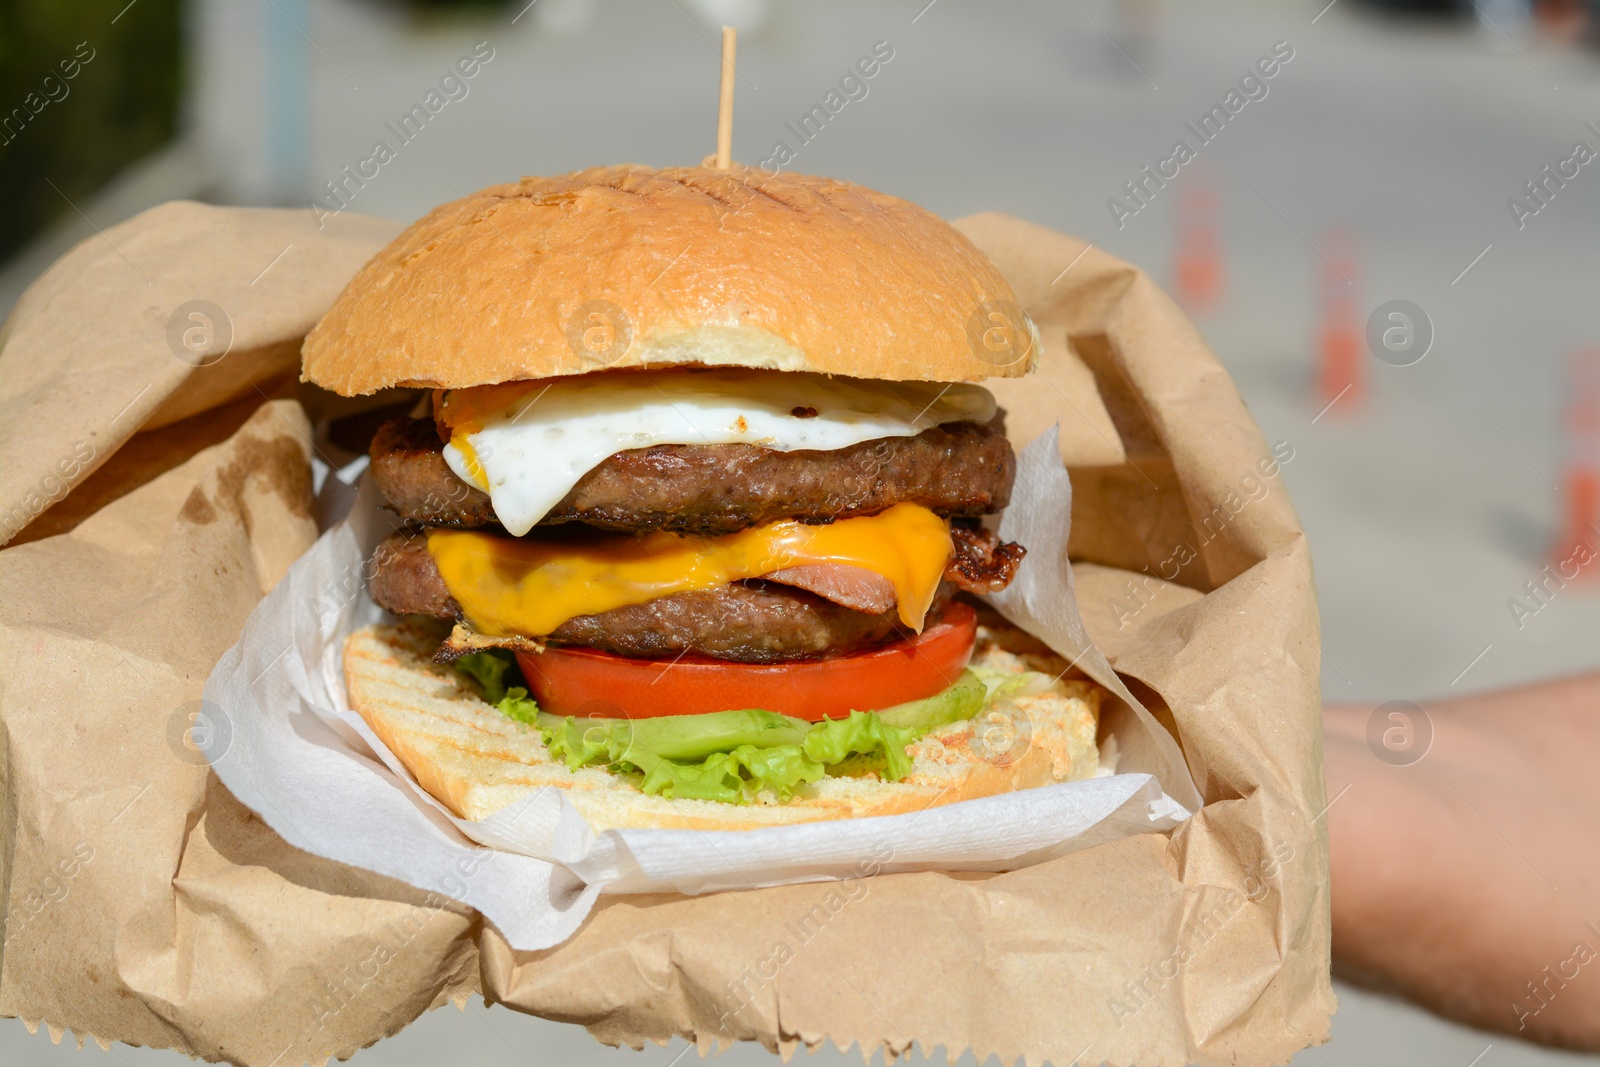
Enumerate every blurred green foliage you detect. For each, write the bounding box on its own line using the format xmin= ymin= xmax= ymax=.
xmin=0 ymin=0 xmax=183 ymax=258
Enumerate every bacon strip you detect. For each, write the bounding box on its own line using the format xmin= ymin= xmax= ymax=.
xmin=763 ymin=564 xmax=898 ymax=615
xmin=761 ymin=524 xmax=1025 ymax=612
xmin=945 ymin=524 xmax=1026 ymax=595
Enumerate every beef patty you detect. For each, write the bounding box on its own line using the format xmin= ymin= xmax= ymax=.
xmin=369 ymin=416 xmax=1015 ymax=534
xmin=368 ymin=525 xmax=1021 ymax=662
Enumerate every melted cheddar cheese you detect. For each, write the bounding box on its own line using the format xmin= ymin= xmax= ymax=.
xmin=426 ymin=503 xmax=954 ymax=637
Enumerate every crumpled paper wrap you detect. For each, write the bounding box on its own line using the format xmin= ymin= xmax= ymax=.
xmin=197 ymin=428 xmax=1196 ymax=944
xmin=0 ymin=202 xmax=1333 ymax=1066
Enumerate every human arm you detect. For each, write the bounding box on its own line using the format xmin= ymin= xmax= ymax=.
xmin=1324 ymin=672 xmax=1600 ymax=1048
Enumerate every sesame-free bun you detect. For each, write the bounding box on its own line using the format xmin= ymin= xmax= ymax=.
xmin=301 ymin=165 xmax=1038 ymax=396
xmin=342 ymin=617 xmax=1101 ymax=832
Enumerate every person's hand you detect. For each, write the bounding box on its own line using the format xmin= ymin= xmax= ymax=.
xmin=1324 ymin=673 xmax=1600 ymax=1048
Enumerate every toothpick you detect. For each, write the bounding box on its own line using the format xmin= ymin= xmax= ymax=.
xmin=715 ymin=26 xmax=736 ymax=169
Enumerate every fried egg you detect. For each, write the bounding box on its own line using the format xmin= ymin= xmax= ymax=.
xmin=437 ymin=368 xmax=997 ymax=537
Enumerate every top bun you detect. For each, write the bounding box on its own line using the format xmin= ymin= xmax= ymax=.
xmin=301 ymin=164 xmax=1037 ymax=395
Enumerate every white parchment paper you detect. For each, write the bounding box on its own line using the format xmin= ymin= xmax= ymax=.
xmin=203 ymin=428 xmax=1198 ymax=951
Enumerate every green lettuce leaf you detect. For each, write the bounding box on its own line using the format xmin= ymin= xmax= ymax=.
xmin=528 ymin=672 xmax=1000 ymax=802
xmin=452 ymin=649 xmax=517 ymax=704
xmin=638 ymin=752 xmax=744 ymax=803
xmin=537 ymin=712 xmax=612 ymax=770
xmin=802 ymin=710 xmax=917 ymax=783
xmin=873 ymin=670 xmax=987 ymax=732
xmin=725 ymin=743 xmax=826 ymax=797
xmin=639 ymin=744 xmax=825 ymax=804
xmin=495 ymin=687 xmax=540 ymax=725
xmin=536 ymin=709 xmax=810 ymax=771
xmin=613 ymin=709 xmax=811 ymax=762
xmin=969 ymin=664 xmax=1059 ymax=702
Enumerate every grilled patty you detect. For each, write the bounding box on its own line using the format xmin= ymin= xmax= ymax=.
xmin=369 ymin=416 xmax=1016 ymax=534
xmin=368 ymin=525 xmax=1021 ymax=662
xmin=368 ymin=532 xmax=947 ymax=662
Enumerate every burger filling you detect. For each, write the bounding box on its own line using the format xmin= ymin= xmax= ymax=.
xmin=369 ymin=522 xmax=1017 ymax=662
xmin=363 ymin=367 xmax=1030 ymax=793
xmin=428 ymin=368 xmax=999 ymax=536
xmin=367 ymin=394 xmax=1016 ymax=534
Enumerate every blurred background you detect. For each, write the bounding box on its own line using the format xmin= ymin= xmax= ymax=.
xmin=4 ymin=0 xmax=1600 ymax=1063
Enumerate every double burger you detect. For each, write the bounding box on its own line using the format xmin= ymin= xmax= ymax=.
xmin=304 ymin=165 xmax=1104 ymax=831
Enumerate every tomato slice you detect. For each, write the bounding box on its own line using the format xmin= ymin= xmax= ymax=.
xmin=516 ymin=603 xmax=977 ymax=722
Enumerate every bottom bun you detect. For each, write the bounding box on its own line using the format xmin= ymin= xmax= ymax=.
xmin=343 ymin=615 xmax=1104 ymax=832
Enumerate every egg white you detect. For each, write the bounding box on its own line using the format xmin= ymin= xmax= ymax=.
xmin=442 ymin=368 xmax=997 ymax=537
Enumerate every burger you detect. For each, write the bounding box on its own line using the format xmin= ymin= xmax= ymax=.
xmin=303 ymin=165 xmax=1105 ymax=831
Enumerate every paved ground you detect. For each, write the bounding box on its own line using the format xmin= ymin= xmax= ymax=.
xmin=4 ymin=0 xmax=1600 ymax=1063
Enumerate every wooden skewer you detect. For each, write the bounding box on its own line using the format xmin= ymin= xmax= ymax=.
xmin=715 ymin=26 xmax=736 ymax=169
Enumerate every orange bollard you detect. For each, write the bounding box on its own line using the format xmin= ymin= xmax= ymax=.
xmin=1173 ymin=180 xmax=1223 ymax=314
xmin=1314 ymin=230 xmax=1362 ymax=418
xmin=1552 ymin=346 xmax=1600 ymax=578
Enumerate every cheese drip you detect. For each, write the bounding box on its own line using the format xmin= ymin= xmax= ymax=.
xmin=426 ymin=503 xmax=954 ymax=638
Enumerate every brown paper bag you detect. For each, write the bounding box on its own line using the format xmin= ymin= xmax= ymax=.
xmin=0 ymin=204 xmax=479 ymax=1065
xmin=0 ymin=202 xmax=1331 ymax=1066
